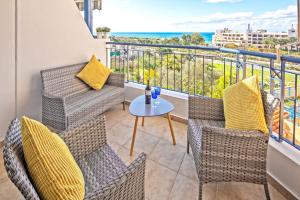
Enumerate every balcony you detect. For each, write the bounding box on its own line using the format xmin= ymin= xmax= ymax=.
xmin=1 ymin=0 xmax=300 ymax=199
xmin=0 ymin=103 xmax=289 ymax=200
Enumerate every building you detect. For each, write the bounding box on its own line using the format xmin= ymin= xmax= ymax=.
xmin=288 ymin=24 xmax=297 ymax=38
xmin=213 ymin=25 xmax=293 ymax=48
xmin=212 ymin=28 xmax=246 ymax=47
xmin=74 ymin=0 xmax=102 ymax=11
xmin=245 ymin=29 xmax=289 ymax=48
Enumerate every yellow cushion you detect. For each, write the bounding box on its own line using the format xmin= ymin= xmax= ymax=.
xmin=76 ymin=55 xmax=111 ymax=90
xmin=223 ymin=75 xmax=268 ymax=134
xmin=21 ymin=117 xmax=85 ymax=200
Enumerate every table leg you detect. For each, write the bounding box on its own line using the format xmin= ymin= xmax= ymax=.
xmin=167 ymin=113 xmax=176 ymax=145
xmin=142 ymin=117 xmax=145 ymax=126
xmin=130 ymin=116 xmax=139 ymax=156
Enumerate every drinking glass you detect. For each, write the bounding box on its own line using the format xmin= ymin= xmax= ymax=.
xmin=151 ymin=90 xmax=158 ymax=107
xmin=155 ymin=87 xmax=161 ymax=104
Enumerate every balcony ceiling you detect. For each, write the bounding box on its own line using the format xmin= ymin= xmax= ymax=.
xmin=74 ymin=0 xmax=102 ymax=11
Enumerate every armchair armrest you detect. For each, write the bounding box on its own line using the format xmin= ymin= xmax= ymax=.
xmin=106 ymin=73 xmax=125 ymax=88
xmin=42 ymin=90 xmax=67 ymax=131
xmin=189 ymin=95 xmax=224 ymax=121
xmin=85 ymin=153 xmax=147 ymax=200
xmin=60 ymin=115 xmax=107 ymax=160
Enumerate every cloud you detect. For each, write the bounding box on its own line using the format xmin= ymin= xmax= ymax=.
xmin=173 ymin=12 xmax=253 ymax=25
xmin=172 ymin=5 xmax=297 ymax=32
xmin=205 ymin=0 xmax=243 ymax=3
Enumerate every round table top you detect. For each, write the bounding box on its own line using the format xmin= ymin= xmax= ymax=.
xmin=129 ymin=95 xmax=174 ymax=117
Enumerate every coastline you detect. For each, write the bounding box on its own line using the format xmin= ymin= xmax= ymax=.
xmin=110 ymin=32 xmax=214 ymax=43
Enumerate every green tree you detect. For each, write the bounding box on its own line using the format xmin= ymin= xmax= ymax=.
xmin=190 ymin=33 xmax=205 ymax=45
xmin=224 ymin=43 xmax=239 ymax=49
xmin=263 ymin=37 xmax=276 ymax=49
xmin=182 ymin=34 xmax=192 ymax=45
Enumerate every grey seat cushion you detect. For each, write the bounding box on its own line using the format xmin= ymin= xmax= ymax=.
xmin=64 ymin=85 xmax=124 ymax=128
xmin=66 ymin=85 xmax=123 ymax=114
xmin=77 ymin=145 xmax=127 ymax=197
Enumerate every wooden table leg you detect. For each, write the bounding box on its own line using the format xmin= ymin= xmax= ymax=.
xmin=167 ymin=113 xmax=176 ymax=145
xmin=130 ymin=116 xmax=139 ymax=156
xmin=142 ymin=117 xmax=145 ymax=126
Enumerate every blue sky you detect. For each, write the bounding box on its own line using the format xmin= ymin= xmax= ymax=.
xmin=93 ymin=0 xmax=297 ymax=32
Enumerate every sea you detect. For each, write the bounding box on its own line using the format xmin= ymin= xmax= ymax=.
xmin=110 ymin=32 xmax=215 ymax=44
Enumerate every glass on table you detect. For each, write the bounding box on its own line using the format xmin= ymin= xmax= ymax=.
xmin=151 ymin=90 xmax=158 ymax=107
xmin=154 ymin=87 xmax=161 ymax=104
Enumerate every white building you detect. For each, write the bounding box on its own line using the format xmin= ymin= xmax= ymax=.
xmin=288 ymin=24 xmax=297 ymax=38
xmin=212 ymin=28 xmax=245 ymax=47
xmin=213 ymin=25 xmax=294 ymax=48
xmin=246 ymin=29 xmax=289 ymax=48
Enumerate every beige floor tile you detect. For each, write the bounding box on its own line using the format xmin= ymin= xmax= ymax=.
xmin=216 ymin=182 xmax=270 ymax=200
xmin=145 ymin=159 xmax=177 ymax=200
xmin=150 ymin=140 xmax=185 ymax=172
xmin=107 ymin=141 xmax=121 ymax=152
xmin=162 ymin=121 xmax=188 ymax=150
xmin=119 ymin=112 xmax=136 ymax=126
xmin=137 ymin=117 xmax=170 ymax=138
xmin=0 ymin=164 xmax=8 ymax=182
xmin=168 ymin=174 xmax=198 ymax=200
xmin=104 ymin=105 xmax=128 ymax=122
xmin=0 ymin=179 xmax=24 ymax=200
xmin=124 ymin=131 xmax=160 ymax=155
xmin=178 ymin=153 xmax=198 ymax=181
xmin=269 ymin=184 xmax=288 ymax=200
xmin=106 ymin=123 xmax=132 ymax=146
xmin=116 ymin=146 xmax=140 ymax=166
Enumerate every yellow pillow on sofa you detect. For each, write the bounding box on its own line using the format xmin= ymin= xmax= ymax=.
xmin=223 ymin=75 xmax=268 ymax=134
xmin=76 ymin=55 xmax=111 ymax=90
xmin=21 ymin=117 xmax=85 ymax=200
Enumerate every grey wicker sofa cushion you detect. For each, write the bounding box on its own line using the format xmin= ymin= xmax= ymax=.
xmin=66 ymin=85 xmax=123 ymax=113
xmin=78 ymin=145 xmax=127 ymax=196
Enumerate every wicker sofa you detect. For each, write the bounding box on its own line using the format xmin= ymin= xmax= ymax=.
xmin=3 ymin=115 xmax=146 ymax=200
xmin=187 ymin=91 xmax=279 ymax=200
xmin=41 ymin=61 xmax=125 ymax=132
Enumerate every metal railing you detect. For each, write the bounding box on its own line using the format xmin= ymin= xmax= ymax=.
xmin=106 ymin=41 xmax=300 ymax=150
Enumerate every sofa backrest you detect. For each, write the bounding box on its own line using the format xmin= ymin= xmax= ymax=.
xmin=41 ymin=62 xmax=90 ymax=97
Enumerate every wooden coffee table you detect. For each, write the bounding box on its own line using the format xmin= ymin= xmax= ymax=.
xmin=129 ymin=95 xmax=176 ymax=156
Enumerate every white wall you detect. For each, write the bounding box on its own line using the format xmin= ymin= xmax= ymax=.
xmin=0 ymin=0 xmax=107 ymax=140
xmin=0 ymin=0 xmax=16 ymax=140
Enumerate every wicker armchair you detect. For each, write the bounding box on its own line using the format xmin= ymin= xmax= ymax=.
xmin=41 ymin=62 xmax=126 ymax=132
xmin=3 ymin=115 xmax=146 ymax=200
xmin=187 ymin=91 xmax=279 ymax=200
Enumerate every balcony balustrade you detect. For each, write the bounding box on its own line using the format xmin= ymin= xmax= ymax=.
xmin=106 ymin=42 xmax=300 ymax=150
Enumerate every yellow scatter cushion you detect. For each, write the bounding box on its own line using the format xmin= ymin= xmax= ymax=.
xmin=76 ymin=55 xmax=111 ymax=90
xmin=21 ymin=117 xmax=85 ymax=200
xmin=223 ymin=76 xmax=268 ymax=134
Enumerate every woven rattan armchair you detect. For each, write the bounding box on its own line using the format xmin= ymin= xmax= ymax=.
xmin=41 ymin=61 xmax=125 ymax=132
xmin=187 ymin=91 xmax=279 ymax=200
xmin=3 ymin=115 xmax=146 ymax=200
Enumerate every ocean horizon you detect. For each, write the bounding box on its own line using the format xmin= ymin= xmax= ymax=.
xmin=110 ymin=32 xmax=215 ymax=43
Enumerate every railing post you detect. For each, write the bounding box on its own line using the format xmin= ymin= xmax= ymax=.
xmin=242 ymin=55 xmax=247 ymax=79
xmin=126 ymin=45 xmax=129 ymax=82
xmin=269 ymin=59 xmax=275 ymax=95
xmin=279 ymin=57 xmax=286 ymax=141
xmin=236 ymin=54 xmax=240 ymax=82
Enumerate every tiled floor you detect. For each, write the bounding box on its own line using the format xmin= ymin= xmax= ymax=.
xmin=0 ymin=104 xmax=288 ymax=200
